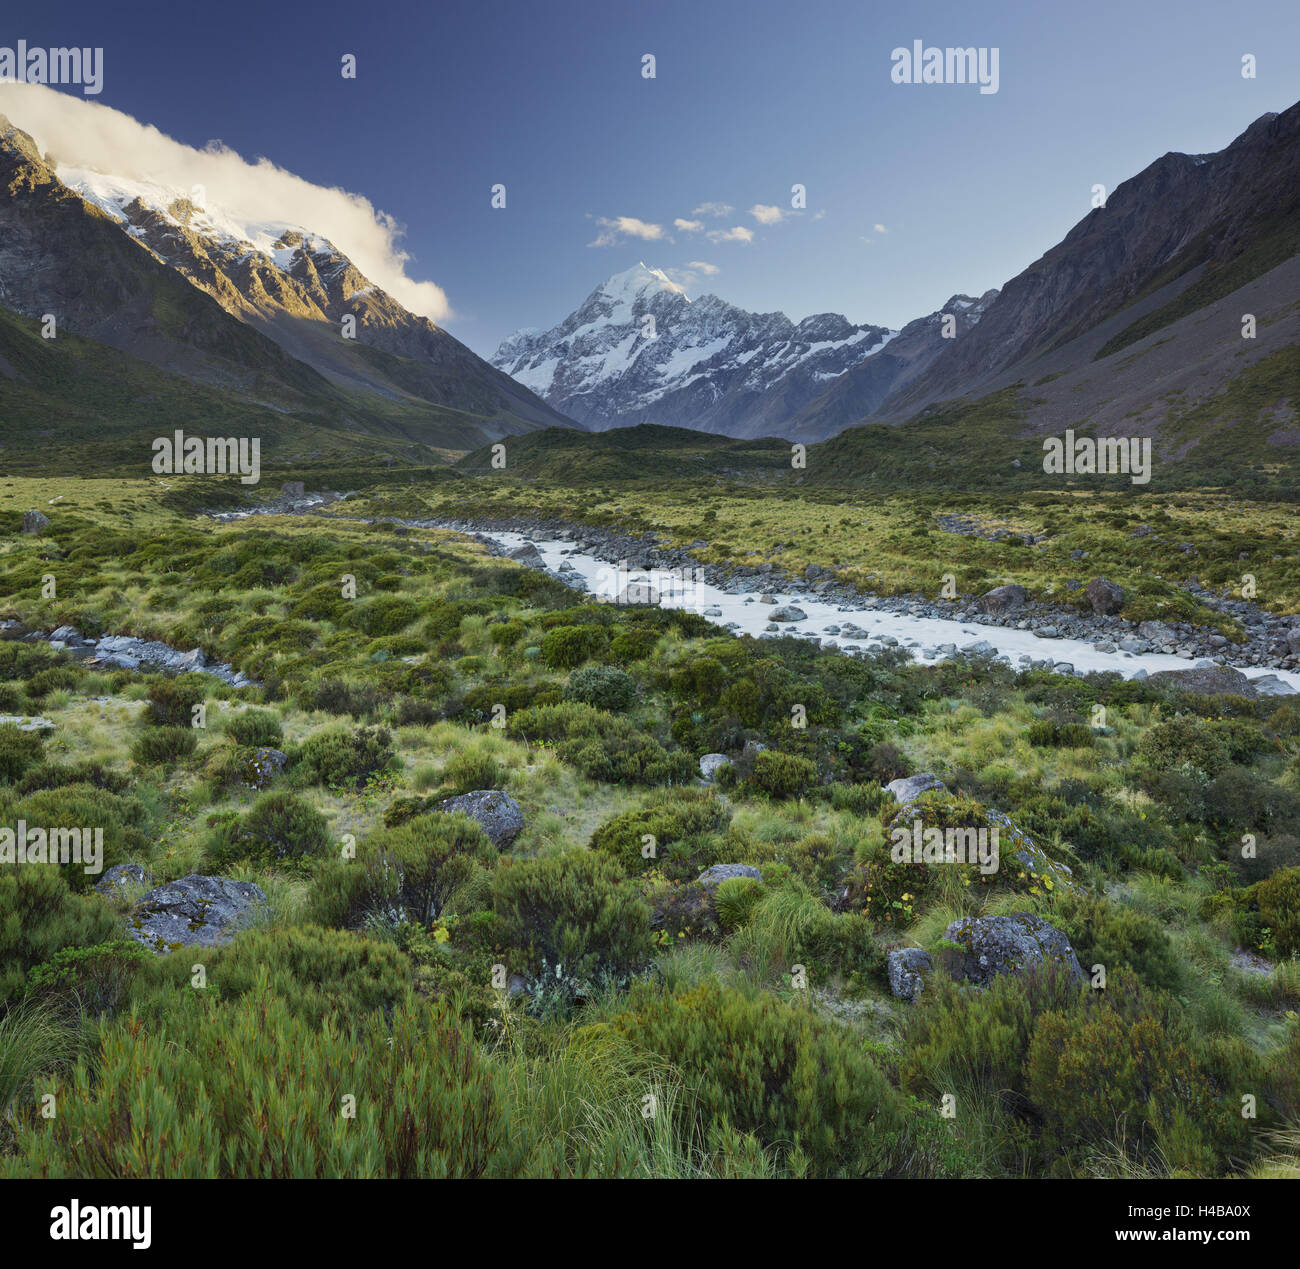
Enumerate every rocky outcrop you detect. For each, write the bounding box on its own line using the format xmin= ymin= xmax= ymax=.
xmin=884 ymin=773 xmax=947 ymax=807
xmin=976 ymin=585 xmax=1027 ymax=615
xmin=21 ymin=509 xmax=50 ymax=534
xmin=1085 ymin=577 xmax=1126 ymax=615
xmin=696 ymin=863 xmax=762 ymax=887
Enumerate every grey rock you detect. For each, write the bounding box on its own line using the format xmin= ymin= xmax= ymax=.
xmin=768 ymin=606 xmax=807 ymax=622
xmin=1148 ymin=666 xmax=1258 ymax=699
xmin=1084 ymin=577 xmax=1126 ymax=615
xmin=1249 ymin=674 xmax=1297 ymax=697
xmin=21 ymin=509 xmax=50 ymax=534
xmin=616 ymin=581 xmax=658 ymax=605
xmin=699 ymin=753 xmax=730 ymax=781
xmin=942 ymin=913 xmax=1084 ymax=988
xmin=976 ymin=584 xmax=1027 ymax=616
xmin=432 ymin=789 xmax=524 ymax=848
xmin=95 ymin=863 xmax=150 ymax=894
xmin=245 ymin=747 xmax=289 ymax=789
xmin=888 ymin=948 xmax=933 ymax=1002
xmin=129 ymin=875 xmax=267 ymax=953
xmin=885 ymin=772 xmax=947 ymax=806
xmin=696 ymin=863 xmax=762 ymax=887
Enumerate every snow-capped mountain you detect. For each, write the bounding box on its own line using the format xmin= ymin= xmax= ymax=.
xmin=40 ymin=156 xmax=571 ymax=435
xmin=492 ymin=263 xmax=905 ymax=439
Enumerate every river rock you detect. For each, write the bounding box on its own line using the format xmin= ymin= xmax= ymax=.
xmin=128 ymin=875 xmax=267 ymax=953
xmin=432 ymin=789 xmax=524 ymax=848
xmin=976 ymin=585 xmax=1027 ymax=616
xmin=942 ymin=913 xmax=1084 ymax=988
xmin=1148 ymin=667 xmax=1258 ymax=698
xmin=769 ymin=606 xmax=807 ymax=622
xmin=1085 ymin=577 xmax=1126 ymax=615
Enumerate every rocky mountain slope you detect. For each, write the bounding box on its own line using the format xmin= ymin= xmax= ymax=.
xmin=0 ymin=114 xmax=573 ymax=454
xmin=492 ymin=263 xmax=990 ymax=440
xmin=864 ymin=100 xmax=1300 ymax=444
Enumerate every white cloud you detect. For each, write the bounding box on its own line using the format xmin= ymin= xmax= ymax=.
xmin=812 ymin=209 xmax=826 ymax=221
xmin=0 ymin=82 xmax=452 ymax=321
xmin=692 ymin=201 xmax=734 ymax=218
xmin=749 ymin=203 xmax=783 ymax=225
xmin=707 ymin=225 xmax=754 ymax=244
xmin=687 ymin=260 xmax=719 ymax=275
xmin=673 ymin=217 xmax=703 ymax=232
xmin=588 ymin=215 xmax=665 ymax=247
xmin=874 ymin=223 xmax=888 ymax=233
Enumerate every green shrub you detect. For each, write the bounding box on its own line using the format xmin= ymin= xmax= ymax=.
xmin=3 ymin=994 xmax=571 ymax=1178
xmin=492 ymin=851 xmax=652 ymax=984
xmin=508 ymin=703 xmax=694 ymax=786
xmin=131 ymin=725 xmax=198 ymax=768
xmin=11 ymin=784 xmax=150 ymax=893
xmin=301 ymin=724 xmax=394 ymax=789
xmin=750 ymin=750 xmax=817 ymax=799
xmin=144 ymin=677 xmax=208 ymax=727
xmin=612 ymin=981 xmax=906 ymax=1176
xmin=488 ymin=620 xmax=525 ymax=648
xmin=27 ymin=939 xmax=151 ymax=1015
xmin=137 ymin=925 xmax=414 ymax=1027
xmin=1060 ymin=896 xmax=1183 ymax=992
xmin=444 ymin=748 xmax=506 ymax=795
xmin=541 ymin=625 xmax=607 ymax=669
xmin=589 ymin=789 xmax=732 ymax=877
xmin=0 ymin=869 xmax=120 ymax=1003
xmin=1025 ymin=974 xmax=1244 ymax=1174
xmin=0 ymin=724 xmax=44 ymax=784
xmin=1255 ymin=866 xmax=1300 ymax=958
xmin=24 ymin=666 xmax=80 ymax=701
xmin=209 ymin=792 xmax=330 ymax=870
xmin=225 ymin=709 xmax=284 ymax=748
xmin=353 ymin=595 xmax=420 ymax=637
xmin=1139 ymin=716 xmax=1230 ymax=775
xmin=309 ymin=814 xmax=497 ymax=929
xmin=565 ymin=666 xmax=637 ymax=712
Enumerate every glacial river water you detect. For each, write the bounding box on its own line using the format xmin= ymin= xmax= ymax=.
xmin=486 ymin=530 xmax=1300 ymax=694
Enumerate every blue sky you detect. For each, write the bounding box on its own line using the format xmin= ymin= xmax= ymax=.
xmin=18 ymin=0 xmax=1300 ymax=356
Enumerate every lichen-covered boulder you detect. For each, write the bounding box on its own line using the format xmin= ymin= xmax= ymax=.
xmin=432 ymin=789 xmax=524 ymax=848
xmin=942 ymin=913 xmax=1084 ymax=989
xmin=699 ymin=753 xmax=730 ymax=782
xmin=128 ymin=875 xmax=266 ymax=953
xmin=888 ymin=948 xmax=933 ymax=1002
xmin=244 ymin=746 xmax=289 ymax=789
xmin=884 ymin=773 xmax=947 ymax=806
xmin=95 ymin=863 xmax=150 ymax=895
xmin=696 ymin=863 xmax=762 ymax=887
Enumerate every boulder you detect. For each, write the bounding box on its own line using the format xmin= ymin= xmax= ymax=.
xmin=942 ymin=913 xmax=1084 ymax=989
xmin=884 ymin=772 xmax=946 ymax=807
xmin=432 ymin=789 xmax=524 ymax=848
xmin=94 ymin=863 xmax=150 ymax=895
xmin=1084 ymin=577 xmax=1126 ymax=615
xmin=888 ymin=948 xmax=933 ymax=1002
xmin=976 ymin=584 xmax=1027 ymax=616
xmin=768 ymin=606 xmax=807 ymax=623
xmin=128 ymin=875 xmax=266 ymax=953
xmin=616 ymin=581 xmax=658 ymax=605
xmin=1249 ymin=674 xmax=1297 ymax=697
xmin=1148 ymin=667 xmax=1258 ymax=699
xmin=699 ymin=753 xmax=730 ymax=782
xmin=696 ymin=863 xmax=762 ymax=887
xmin=507 ymin=542 xmax=544 ymax=565
xmin=245 ymin=747 xmax=289 ymax=789
xmin=280 ymin=481 xmax=306 ymax=498
xmin=21 ymin=509 xmax=50 ymax=535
